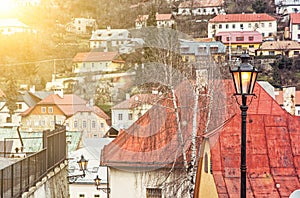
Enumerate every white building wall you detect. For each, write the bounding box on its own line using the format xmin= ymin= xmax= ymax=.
xmin=109 ymin=167 xmax=188 ymax=198
xmin=69 ymin=183 xmax=107 ymax=198
xmin=290 ymin=24 xmax=300 ymax=42
xmin=208 ymin=21 xmax=277 ymax=38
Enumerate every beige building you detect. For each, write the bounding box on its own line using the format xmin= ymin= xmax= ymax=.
xmin=20 ymin=93 xmax=110 ymax=137
xmin=256 ymin=40 xmax=300 ymax=57
xmin=72 ymin=51 xmax=125 ymax=73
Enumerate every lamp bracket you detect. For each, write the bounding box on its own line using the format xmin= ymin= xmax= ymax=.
xmin=96 ymin=187 xmax=111 ymax=193
xmin=232 ymin=94 xmax=256 ymax=106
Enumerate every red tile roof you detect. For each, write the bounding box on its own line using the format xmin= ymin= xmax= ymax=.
xmin=290 ymin=13 xmax=300 ymax=24
xmin=179 ymin=0 xmax=223 ymax=8
xmin=209 ymin=13 xmax=276 ymax=23
xmin=101 ymin=79 xmax=232 ymax=168
xmin=73 ymin=52 xmax=119 ymax=62
xmin=206 ymin=82 xmax=300 ymax=197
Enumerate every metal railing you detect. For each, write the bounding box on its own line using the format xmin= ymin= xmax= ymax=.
xmin=0 ymin=125 xmax=66 ymax=198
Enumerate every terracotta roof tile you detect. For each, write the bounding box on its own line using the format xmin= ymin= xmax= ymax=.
xmin=209 ymin=83 xmax=300 ymax=197
xmin=259 ymin=40 xmax=300 ymax=50
xmin=290 ymin=13 xmax=300 ymax=24
xmin=72 ymin=52 xmax=119 ymax=62
xmin=209 ymin=13 xmax=276 ymax=23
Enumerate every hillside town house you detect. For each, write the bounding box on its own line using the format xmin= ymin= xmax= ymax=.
xmin=72 ymin=51 xmax=125 ymax=73
xmin=101 ymin=81 xmax=199 ymax=198
xmin=90 ymin=28 xmax=130 ymax=51
xmin=66 ymin=18 xmax=97 ymax=34
xmin=20 ymin=92 xmax=110 ymax=138
xmin=275 ymin=0 xmax=300 ymax=14
xmin=194 ymin=81 xmax=300 ymax=197
xmin=177 ymin=0 xmax=224 ymax=16
xmin=0 ymin=18 xmax=36 ymax=35
xmin=135 ymin=13 xmax=175 ymax=29
xmin=208 ymin=13 xmax=277 ymax=39
xmin=179 ymin=39 xmax=226 ymax=63
xmin=256 ymin=40 xmax=300 ymax=57
xmin=290 ymin=13 xmax=300 ymax=42
xmin=111 ymin=93 xmax=159 ymax=130
xmin=215 ymin=31 xmax=263 ymax=56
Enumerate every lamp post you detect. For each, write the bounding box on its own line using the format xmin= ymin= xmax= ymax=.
xmin=94 ymin=174 xmax=110 ymax=198
xmin=67 ymin=155 xmax=88 ymax=183
xmin=230 ymin=53 xmax=259 ymax=198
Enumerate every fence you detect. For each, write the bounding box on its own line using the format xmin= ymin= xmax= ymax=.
xmin=0 ymin=125 xmax=66 ymax=198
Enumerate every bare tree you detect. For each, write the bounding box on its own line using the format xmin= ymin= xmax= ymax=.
xmin=131 ymin=27 xmax=227 ymax=197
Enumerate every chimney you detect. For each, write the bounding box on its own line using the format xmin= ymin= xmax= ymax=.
xmin=30 ymin=85 xmax=35 ymax=93
xmin=54 ymin=88 xmax=64 ymax=98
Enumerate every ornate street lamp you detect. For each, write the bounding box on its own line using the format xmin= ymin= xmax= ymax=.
xmin=94 ymin=175 xmax=110 ymax=196
xmin=230 ymin=53 xmax=259 ymax=198
xmin=68 ymin=155 xmax=88 ymax=183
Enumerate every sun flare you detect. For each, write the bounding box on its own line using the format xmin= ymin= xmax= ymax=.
xmin=0 ymin=0 xmax=17 ymax=16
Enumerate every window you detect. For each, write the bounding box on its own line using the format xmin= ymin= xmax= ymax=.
xmin=210 ymin=47 xmax=218 ymax=53
xmin=248 ymin=23 xmax=251 ymax=28
xmin=18 ymin=104 xmax=22 ymax=109
xmin=94 ymin=195 xmax=100 ymax=198
xmin=204 ymin=153 xmax=208 ymax=173
xmin=269 ymin=51 xmax=275 ymax=55
xmin=92 ymin=63 xmax=94 ymax=68
xmin=218 ymin=24 xmax=222 ymax=29
xmin=128 ymin=113 xmax=133 ymax=120
xmin=240 ymin=24 xmax=244 ymax=29
xmin=74 ymin=121 xmax=78 ymax=128
xmin=236 ymin=36 xmax=244 ymax=41
xmin=261 ymin=23 xmax=265 ymax=28
xmin=249 ymin=36 xmax=254 ymax=41
xmin=226 ymin=24 xmax=229 ymax=29
xmin=232 ymin=24 xmax=236 ymax=29
xmin=79 ymin=194 xmax=85 ymax=198
xmin=83 ymin=120 xmax=86 ymax=128
xmin=48 ymin=107 xmax=53 ymax=113
xmin=294 ymin=51 xmax=299 ymax=55
xmin=41 ymin=107 xmax=46 ymax=113
xmin=226 ymin=37 xmax=230 ymax=41
xmin=146 ymin=188 xmax=162 ymax=198
xmin=262 ymin=33 xmax=265 ymax=37
xmin=41 ymin=120 xmax=45 ymax=126
xmin=237 ymin=45 xmax=242 ymax=50
xmin=198 ymin=46 xmax=206 ymax=53
xmin=268 ymin=33 xmax=272 ymax=37
xmin=210 ymin=157 xmax=213 ymax=174
xmin=100 ymin=123 xmax=104 ymax=128
xmin=269 ymin=22 xmax=272 ymax=27
xmin=298 ymin=34 xmax=300 ymax=39
xmin=92 ymin=121 xmax=96 ymax=128
xmin=212 ymin=24 xmax=215 ymax=29
xmin=249 ymin=45 xmax=254 ymax=48
xmin=118 ymin=114 xmax=123 ymax=120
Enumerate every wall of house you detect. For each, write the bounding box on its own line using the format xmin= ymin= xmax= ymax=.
xmin=208 ymin=21 xmax=277 ymax=38
xmin=67 ymin=111 xmax=109 ymax=138
xmin=20 ymin=114 xmax=66 ymax=132
xmin=69 ymin=183 xmax=107 ymax=198
xmin=109 ymin=167 xmax=189 ymax=198
xmin=197 ymin=140 xmax=218 ymax=198
xmin=22 ymin=162 xmax=69 ymax=198
xmin=290 ymin=24 xmax=300 ymax=42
